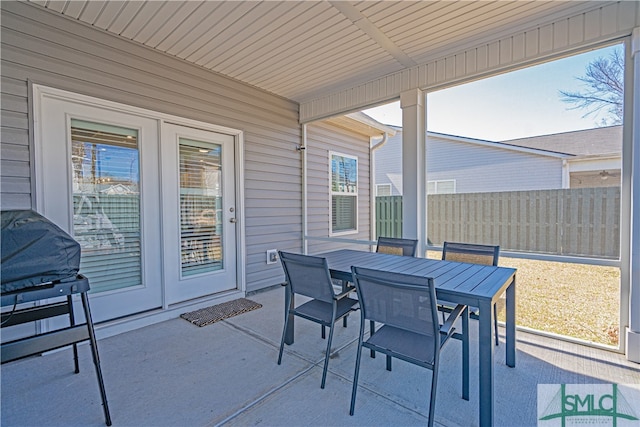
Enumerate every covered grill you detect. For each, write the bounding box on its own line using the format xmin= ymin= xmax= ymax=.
xmin=1 ymin=210 xmax=111 ymax=426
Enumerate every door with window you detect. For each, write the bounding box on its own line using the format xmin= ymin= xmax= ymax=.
xmin=161 ymin=124 xmax=237 ymax=304
xmin=37 ymin=94 xmax=163 ymax=322
xmin=36 ymin=88 xmax=240 ymax=321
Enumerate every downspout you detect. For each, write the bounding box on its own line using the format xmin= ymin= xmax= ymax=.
xmin=370 ymin=132 xmax=389 ymax=245
xmin=300 ymin=124 xmax=308 ymax=254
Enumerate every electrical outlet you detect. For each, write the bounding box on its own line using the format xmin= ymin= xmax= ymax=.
xmin=266 ymin=249 xmax=278 ymax=264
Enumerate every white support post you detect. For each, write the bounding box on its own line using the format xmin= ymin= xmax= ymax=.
xmin=400 ymin=89 xmax=426 ymax=256
xmin=627 ymin=28 xmax=640 ymax=363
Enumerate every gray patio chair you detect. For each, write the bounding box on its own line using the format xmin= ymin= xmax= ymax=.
xmin=349 ymin=266 xmax=469 ymax=426
xmin=440 ymin=241 xmax=501 ymax=346
xmin=277 ymin=251 xmax=359 ymax=389
xmin=376 ymin=236 xmax=419 ymax=256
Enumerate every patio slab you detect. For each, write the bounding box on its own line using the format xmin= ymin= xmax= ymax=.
xmin=2 ymin=286 xmax=639 ymax=427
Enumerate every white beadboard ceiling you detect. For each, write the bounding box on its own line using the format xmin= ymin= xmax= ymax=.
xmin=28 ymin=0 xmax=606 ymax=103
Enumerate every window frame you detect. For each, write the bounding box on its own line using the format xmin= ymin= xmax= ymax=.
xmin=329 ymin=151 xmax=359 ymax=236
xmin=376 ymin=184 xmax=392 ymax=196
xmin=427 ymin=179 xmax=456 ymax=194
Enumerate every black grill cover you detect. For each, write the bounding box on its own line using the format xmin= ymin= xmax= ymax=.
xmin=1 ymin=210 xmax=80 ymax=293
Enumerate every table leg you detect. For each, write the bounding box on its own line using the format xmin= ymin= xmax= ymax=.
xmin=478 ymin=299 xmax=494 ymax=427
xmin=462 ymin=306 xmax=469 ymax=401
xmin=506 ymin=276 xmax=516 ymax=368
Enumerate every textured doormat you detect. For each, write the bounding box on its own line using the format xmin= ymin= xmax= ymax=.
xmin=181 ymin=298 xmax=262 ymax=327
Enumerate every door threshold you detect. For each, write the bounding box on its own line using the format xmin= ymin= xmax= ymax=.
xmin=94 ymin=289 xmax=245 ymax=340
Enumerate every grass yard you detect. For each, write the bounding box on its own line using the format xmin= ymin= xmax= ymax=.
xmin=427 ymin=252 xmax=620 ymax=346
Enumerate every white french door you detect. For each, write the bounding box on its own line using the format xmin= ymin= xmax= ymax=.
xmin=35 ymin=87 xmax=241 ymax=323
xmin=161 ymin=123 xmax=237 ymax=304
xmin=36 ymin=92 xmax=163 ymax=322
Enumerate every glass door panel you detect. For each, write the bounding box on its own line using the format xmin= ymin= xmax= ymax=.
xmin=71 ymin=120 xmax=142 ymax=293
xmin=37 ymin=89 xmax=162 ymax=323
xmin=179 ymin=140 xmax=223 ymax=277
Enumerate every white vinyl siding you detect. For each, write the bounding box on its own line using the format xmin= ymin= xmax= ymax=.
xmin=0 ymin=1 xmax=300 ymax=293
xmin=306 ymin=121 xmax=371 ymax=254
xmin=375 ymin=130 xmax=563 ymax=195
xmin=427 ymin=135 xmax=563 ymax=193
xmin=0 ymin=76 xmax=31 ymax=209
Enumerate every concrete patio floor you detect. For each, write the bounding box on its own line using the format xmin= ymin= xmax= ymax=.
xmin=2 ymin=286 xmax=639 ymax=427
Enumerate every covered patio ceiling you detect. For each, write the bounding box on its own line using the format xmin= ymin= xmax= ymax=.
xmin=27 ymin=1 xmax=606 ymax=104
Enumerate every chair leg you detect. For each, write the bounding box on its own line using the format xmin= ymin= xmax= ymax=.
xmin=278 ymin=292 xmax=291 ymax=365
xmin=343 ymin=316 xmax=348 ymax=327
xmin=350 ymin=334 xmax=365 ymax=415
xmin=321 ymin=323 xmax=335 ymax=389
xmin=386 ymin=355 xmax=392 ymax=371
xmin=369 ymin=320 xmax=376 ymax=358
xmin=428 ymin=365 xmax=438 ymax=427
xmin=494 ymin=303 xmax=499 ymax=346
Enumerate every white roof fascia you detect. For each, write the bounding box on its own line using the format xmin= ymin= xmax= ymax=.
xmin=426 ymin=131 xmax=574 ymax=159
xmin=345 ymin=112 xmax=397 ymax=136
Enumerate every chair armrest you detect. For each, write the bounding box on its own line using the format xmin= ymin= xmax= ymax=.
xmin=440 ymin=304 xmax=466 ymax=339
xmin=334 ymin=288 xmax=354 ymax=300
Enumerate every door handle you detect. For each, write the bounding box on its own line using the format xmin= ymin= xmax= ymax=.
xmin=229 ymin=218 xmax=237 ymax=223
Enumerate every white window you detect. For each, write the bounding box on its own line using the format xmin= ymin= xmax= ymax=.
xmin=427 ymin=180 xmax=456 ymax=194
xmin=330 ymin=152 xmax=358 ymax=234
xmin=376 ymin=184 xmax=391 ymax=196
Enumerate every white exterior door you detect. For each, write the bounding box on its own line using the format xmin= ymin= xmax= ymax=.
xmin=35 ymin=86 xmax=243 ymax=323
xmin=36 ymin=92 xmax=163 ymax=322
xmin=161 ymin=124 xmax=238 ymax=304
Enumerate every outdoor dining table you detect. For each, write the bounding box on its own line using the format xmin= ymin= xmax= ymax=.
xmin=283 ymin=249 xmax=517 ymax=427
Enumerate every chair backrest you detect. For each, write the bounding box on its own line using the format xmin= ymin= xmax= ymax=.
xmin=441 ymin=242 xmax=500 ymax=266
xmin=278 ymin=251 xmax=335 ymax=303
xmin=351 ymin=266 xmax=439 ymax=342
xmin=376 ymin=237 xmax=418 ymax=257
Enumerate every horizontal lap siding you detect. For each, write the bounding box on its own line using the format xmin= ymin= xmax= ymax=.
xmin=0 ymin=1 xmax=301 ymax=292
xmin=306 ymin=121 xmax=371 ymax=254
xmin=427 ymin=137 xmax=563 ymax=192
xmin=374 ymin=131 xmax=403 ymax=196
xmin=1 ymin=75 xmax=31 ymax=209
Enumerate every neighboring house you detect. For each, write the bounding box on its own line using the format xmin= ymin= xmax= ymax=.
xmin=375 ymin=126 xmax=622 ymax=195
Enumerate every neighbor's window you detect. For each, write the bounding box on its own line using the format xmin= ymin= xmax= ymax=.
xmin=427 ymin=180 xmax=456 ymax=194
xmin=376 ymin=184 xmax=391 ymax=196
xmin=330 ymin=152 xmax=358 ymax=233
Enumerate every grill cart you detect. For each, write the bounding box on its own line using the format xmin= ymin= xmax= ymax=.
xmin=1 ymin=210 xmax=111 ymax=426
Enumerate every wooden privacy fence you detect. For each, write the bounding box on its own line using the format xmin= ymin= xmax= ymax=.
xmin=376 ymin=187 xmax=621 ymax=259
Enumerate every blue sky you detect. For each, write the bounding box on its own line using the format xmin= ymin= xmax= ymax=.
xmin=363 ymin=44 xmax=622 ymax=141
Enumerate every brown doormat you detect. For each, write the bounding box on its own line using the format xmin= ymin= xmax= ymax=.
xmin=181 ymin=298 xmax=262 ymax=327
